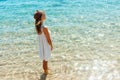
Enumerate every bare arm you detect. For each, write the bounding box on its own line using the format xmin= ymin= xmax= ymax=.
xmin=43 ymin=27 xmax=53 ymax=50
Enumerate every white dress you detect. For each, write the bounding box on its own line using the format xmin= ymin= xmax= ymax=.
xmin=37 ymin=28 xmax=51 ymax=61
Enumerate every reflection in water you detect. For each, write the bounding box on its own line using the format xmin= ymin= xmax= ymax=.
xmin=39 ymin=73 xmax=47 ymax=80
xmin=69 ymin=59 xmax=120 ymax=80
xmin=74 ymin=60 xmax=120 ymax=80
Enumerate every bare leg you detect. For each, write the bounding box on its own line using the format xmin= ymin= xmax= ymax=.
xmin=43 ymin=60 xmax=48 ymax=74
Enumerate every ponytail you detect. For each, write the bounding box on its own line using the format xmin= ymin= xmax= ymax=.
xmin=35 ymin=19 xmax=42 ymax=34
xmin=34 ymin=11 xmax=43 ymax=34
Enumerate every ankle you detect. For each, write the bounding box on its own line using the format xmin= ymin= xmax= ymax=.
xmin=44 ymin=70 xmax=48 ymax=74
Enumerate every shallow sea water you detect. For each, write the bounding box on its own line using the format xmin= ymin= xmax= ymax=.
xmin=0 ymin=0 xmax=120 ymax=80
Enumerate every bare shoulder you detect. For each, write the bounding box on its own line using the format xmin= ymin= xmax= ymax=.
xmin=43 ymin=26 xmax=49 ymax=31
xmin=43 ymin=26 xmax=49 ymax=34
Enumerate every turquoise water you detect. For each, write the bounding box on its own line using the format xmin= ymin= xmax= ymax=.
xmin=0 ymin=0 xmax=120 ymax=55
xmin=1 ymin=0 xmax=120 ymax=28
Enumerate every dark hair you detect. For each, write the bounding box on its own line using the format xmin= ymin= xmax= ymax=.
xmin=34 ymin=11 xmax=43 ymax=34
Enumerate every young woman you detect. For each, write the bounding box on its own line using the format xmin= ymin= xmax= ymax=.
xmin=34 ymin=10 xmax=53 ymax=74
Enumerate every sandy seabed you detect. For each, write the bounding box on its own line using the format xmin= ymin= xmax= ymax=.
xmin=0 ymin=44 xmax=120 ymax=80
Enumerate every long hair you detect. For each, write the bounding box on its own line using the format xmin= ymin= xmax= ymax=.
xmin=34 ymin=11 xmax=43 ymax=34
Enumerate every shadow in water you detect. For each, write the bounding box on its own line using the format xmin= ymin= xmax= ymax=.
xmin=39 ymin=73 xmax=47 ymax=80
